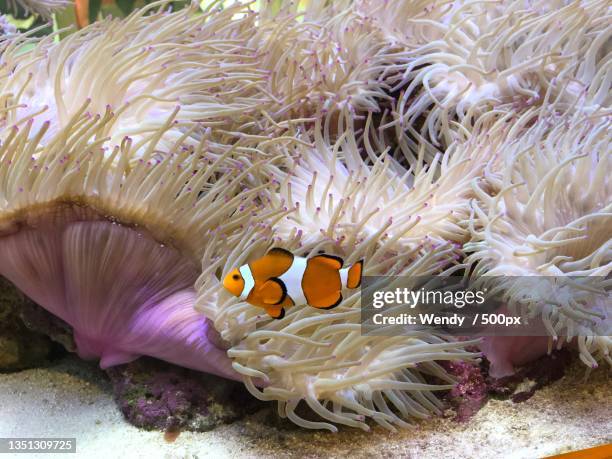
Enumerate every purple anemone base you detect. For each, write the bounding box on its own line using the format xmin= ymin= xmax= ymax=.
xmin=0 ymin=205 xmax=237 ymax=380
xmin=478 ymin=335 xmax=550 ymax=378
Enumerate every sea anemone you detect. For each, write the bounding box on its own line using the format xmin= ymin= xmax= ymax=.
xmin=365 ymin=0 xmax=611 ymax=158
xmin=1 ymin=1 xmax=281 ymax=160
xmin=465 ymin=107 xmax=611 ymax=377
xmin=0 ymin=98 xmax=283 ymax=378
xmin=196 ymin=116 xmax=484 ymax=431
xmin=266 ymin=113 xmax=488 ymax=261
xmin=2 ymin=0 xmax=608 ymax=434
xmin=0 ymin=4 xmax=297 ymax=377
xmin=252 ymin=0 xmax=393 ymax=124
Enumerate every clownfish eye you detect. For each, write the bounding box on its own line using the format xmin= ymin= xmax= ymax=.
xmin=232 ymin=274 xmax=240 ymax=281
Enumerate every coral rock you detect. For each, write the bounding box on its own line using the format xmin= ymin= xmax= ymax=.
xmin=442 ymin=360 xmax=488 ymax=422
xmin=0 ymin=277 xmax=56 ymax=370
xmin=106 ymin=357 xmax=264 ymax=432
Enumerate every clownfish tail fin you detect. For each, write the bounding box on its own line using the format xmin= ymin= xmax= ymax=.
xmin=346 ymin=260 xmax=363 ymax=289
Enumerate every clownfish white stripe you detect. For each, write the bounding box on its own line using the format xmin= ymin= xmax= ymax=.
xmin=239 ymin=264 xmax=255 ymax=300
xmin=339 ymin=267 xmax=349 ymax=289
xmin=278 ymin=256 xmax=308 ymax=305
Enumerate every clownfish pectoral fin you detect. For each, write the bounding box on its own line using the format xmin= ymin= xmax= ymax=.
xmin=266 ymin=306 xmax=286 ymax=320
xmin=314 ymin=292 xmax=343 ymax=310
xmin=309 ymin=253 xmax=344 ymax=270
xmin=258 ymin=278 xmax=287 ymax=305
xmin=347 ymin=260 xmax=364 ymax=289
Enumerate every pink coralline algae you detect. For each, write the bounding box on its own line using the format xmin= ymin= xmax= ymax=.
xmin=107 ymin=358 xmax=263 ymax=432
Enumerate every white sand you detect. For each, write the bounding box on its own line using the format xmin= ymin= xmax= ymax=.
xmin=0 ymin=355 xmax=610 ymax=459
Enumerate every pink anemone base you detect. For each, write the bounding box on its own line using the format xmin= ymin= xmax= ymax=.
xmin=479 ymin=336 xmax=550 ymax=378
xmin=0 ymin=204 xmax=237 ymax=380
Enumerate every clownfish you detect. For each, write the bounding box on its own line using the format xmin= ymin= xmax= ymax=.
xmin=222 ymin=248 xmax=363 ymax=319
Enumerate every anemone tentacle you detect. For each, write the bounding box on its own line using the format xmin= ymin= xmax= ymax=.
xmin=264 ymin=112 xmax=489 ymax=265
xmin=251 ymin=0 xmax=393 ymax=126
xmin=362 ymin=0 xmax=611 ymax=161
xmin=464 ymin=108 xmax=611 ymax=376
xmin=0 ymin=1 xmax=282 ymax=158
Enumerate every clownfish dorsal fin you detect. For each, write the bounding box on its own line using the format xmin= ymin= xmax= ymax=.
xmin=266 ymin=247 xmax=294 ymax=262
xmin=258 ymin=278 xmax=287 ymax=305
xmin=309 ymin=253 xmax=344 ymax=270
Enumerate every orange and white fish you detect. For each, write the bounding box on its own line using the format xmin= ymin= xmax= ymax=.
xmin=222 ymin=248 xmax=363 ymax=319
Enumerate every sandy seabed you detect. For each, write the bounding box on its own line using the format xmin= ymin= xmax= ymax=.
xmin=0 ymin=355 xmax=610 ymax=459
